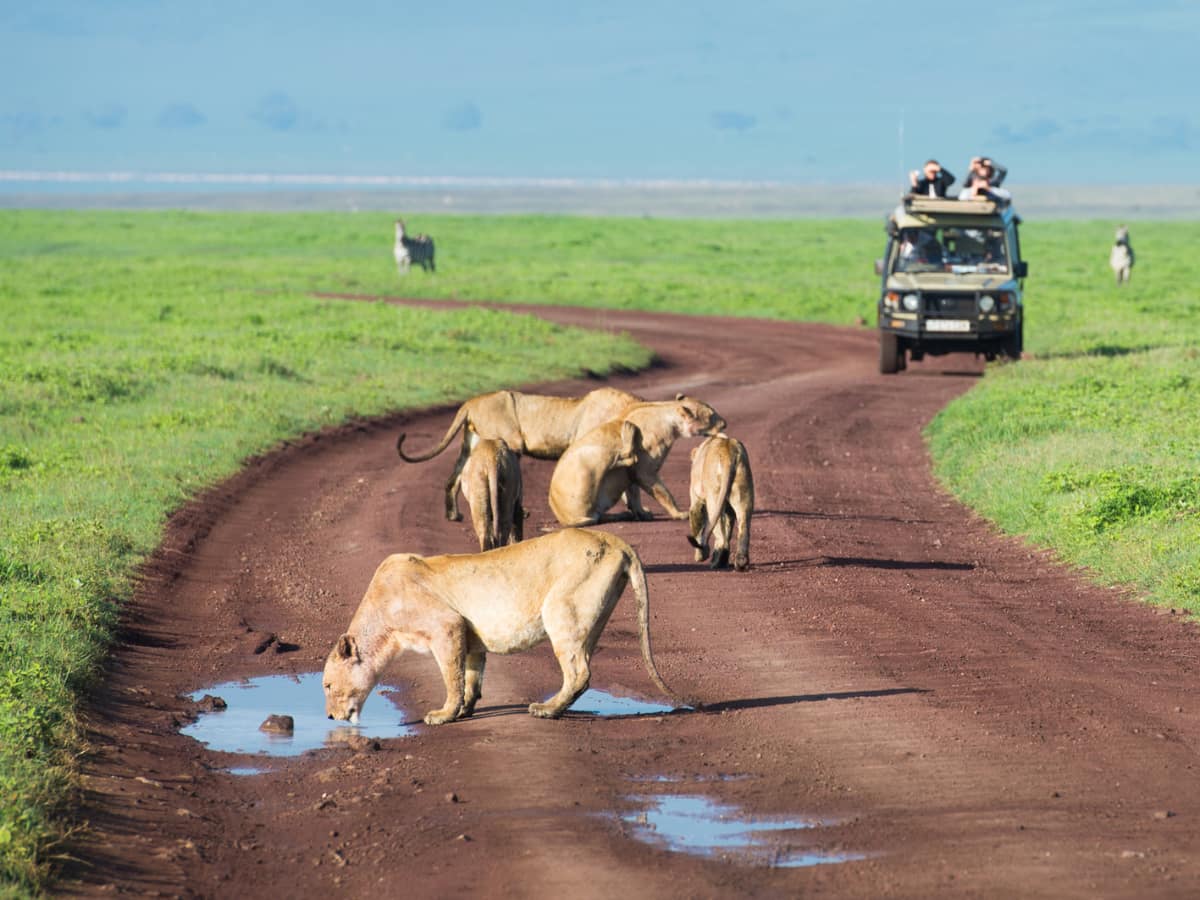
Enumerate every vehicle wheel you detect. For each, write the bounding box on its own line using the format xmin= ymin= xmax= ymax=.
xmin=1004 ymin=322 xmax=1024 ymax=360
xmin=879 ymin=333 xmax=900 ymax=374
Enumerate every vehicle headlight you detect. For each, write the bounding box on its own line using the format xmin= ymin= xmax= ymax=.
xmin=978 ymin=294 xmax=996 ymax=313
xmin=902 ymin=293 xmax=919 ymax=312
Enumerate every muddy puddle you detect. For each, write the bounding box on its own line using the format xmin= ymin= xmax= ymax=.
xmin=565 ymin=688 xmax=680 ymax=717
xmin=182 ymin=672 xmax=414 ymax=761
xmin=620 ymin=793 xmax=867 ymax=868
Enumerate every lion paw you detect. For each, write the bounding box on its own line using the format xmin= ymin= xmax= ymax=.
xmin=528 ymin=701 xmax=565 ymax=719
xmin=423 ymin=707 xmax=461 ymax=725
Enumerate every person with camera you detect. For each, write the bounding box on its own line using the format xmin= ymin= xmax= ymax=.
xmin=908 ymin=159 xmax=956 ymax=197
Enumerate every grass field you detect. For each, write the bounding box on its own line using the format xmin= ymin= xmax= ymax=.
xmin=1 ymin=209 xmax=1198 ymax=893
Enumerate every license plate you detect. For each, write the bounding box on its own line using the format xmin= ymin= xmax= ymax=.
xmin=925 ymin=319 xmax=971 ymax=333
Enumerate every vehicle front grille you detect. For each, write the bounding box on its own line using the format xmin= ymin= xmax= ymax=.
xmin=922 ymin=294 xmax=976 ymax=315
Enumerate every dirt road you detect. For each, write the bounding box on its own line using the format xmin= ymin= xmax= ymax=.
xmin=64 ymin=305 xmax=1200 ymax=898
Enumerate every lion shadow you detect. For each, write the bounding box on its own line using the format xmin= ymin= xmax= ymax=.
xmin=696 ymin=686 xmax=929 ymax=713
xmin=455 ymin=686 xmax=927 ymax=722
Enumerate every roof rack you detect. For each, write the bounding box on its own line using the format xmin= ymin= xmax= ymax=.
xmin=903 ymin=194 xmax=1000 ymax=215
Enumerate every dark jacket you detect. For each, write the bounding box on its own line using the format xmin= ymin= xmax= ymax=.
xmin=911 ymin=168 xmax=956 ymax=198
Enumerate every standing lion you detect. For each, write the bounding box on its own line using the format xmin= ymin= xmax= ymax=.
xmin=459 ymin=433 xmax=523 ymax=552
xmin=687 ymin=433 xmax=754 ymax=571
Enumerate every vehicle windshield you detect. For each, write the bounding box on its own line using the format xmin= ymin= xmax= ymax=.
xmin=892 ymin=226 xmax=1009 ymax=274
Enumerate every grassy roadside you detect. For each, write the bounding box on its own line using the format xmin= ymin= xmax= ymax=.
xmin=927 ymin=220 xmax=1200 ymax=610
xmin=0 ymin=209 xmax=1197 ymax=892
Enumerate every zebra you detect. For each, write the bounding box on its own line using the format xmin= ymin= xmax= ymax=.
xmin=394 ymin=219 xmax=436 ymax=274
xmin=1109 ymin=225 xmax=1134 ymax=285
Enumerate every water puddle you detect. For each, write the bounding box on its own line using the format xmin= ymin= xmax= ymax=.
xmin=565 ymin=688 xmax=680 ymax=717
xmin=621 ymin=793 xmax=867 ymax=868
xmin=182 ymin=672 xmax=414 ymax=760
xmin=225 ymin=766 xmax=272 ymax=777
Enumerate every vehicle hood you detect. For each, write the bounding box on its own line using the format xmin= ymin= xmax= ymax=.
xmin=886 ymin=272 xmax=1018 ymax=292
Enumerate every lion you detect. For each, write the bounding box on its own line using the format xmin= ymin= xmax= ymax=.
xmin=548 ymin=395 xmax=726 ymax=526
xmin=322 ymin=528 xmax=685 ymax=725
xmin=459 ymin=432 xmax=523 ymax=551
xmin=687 ymin=433 xmax=754 ymax=571
xmin=396 ymin=387 xmax=643 ymax=521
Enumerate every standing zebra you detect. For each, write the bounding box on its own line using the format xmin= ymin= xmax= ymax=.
xmin=394 ymin=219 xmax=436 ymax=274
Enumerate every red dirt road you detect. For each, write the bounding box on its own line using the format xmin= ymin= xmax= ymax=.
xmin=64 ymin=305 xmax=1200 ymax=899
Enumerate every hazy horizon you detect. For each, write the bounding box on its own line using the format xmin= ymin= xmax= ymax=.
xmin=4 ymin=177 xmax=1198 ymax=220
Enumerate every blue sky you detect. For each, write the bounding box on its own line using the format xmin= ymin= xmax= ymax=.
xmin=1 ymin=1 xmax=1195 ymax=186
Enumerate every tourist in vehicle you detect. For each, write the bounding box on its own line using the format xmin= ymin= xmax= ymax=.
xmin=897 ymin=228 xmax=943 ymax=269
xmin=958 ymin=174 xmax=1011 ymax=204
xmin=962 ymin=156 xmax=1008 ymax=190
xmin=908 ymin=159 xmax=956 ymax=197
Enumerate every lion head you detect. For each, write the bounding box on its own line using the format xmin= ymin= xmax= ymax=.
xmin=323 ymin=634 xmax=378 ymax=724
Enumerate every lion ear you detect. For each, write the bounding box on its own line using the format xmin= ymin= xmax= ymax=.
xmin=336 ymin=634 xmax=360 ymax=662
xmin=674 ymin=393 xmax=686 ymax=402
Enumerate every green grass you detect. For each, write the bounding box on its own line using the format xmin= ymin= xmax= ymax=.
xmin=927 ymin=220 xmax=1200 ymax=609
xmin=1 ymin=209 xmax=1198 ymax=894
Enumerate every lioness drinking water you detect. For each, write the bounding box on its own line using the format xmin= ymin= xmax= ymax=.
xmin=322 ymin=529 xmax=685 ymax=725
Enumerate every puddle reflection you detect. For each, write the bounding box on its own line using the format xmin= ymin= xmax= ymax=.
xmin=621 ymin=793 xmax=867 ymax=868
xmin=566 ymin=688 xmax=680 ymax=717
xmin=182 ymin=672 xmax=414 ymax=759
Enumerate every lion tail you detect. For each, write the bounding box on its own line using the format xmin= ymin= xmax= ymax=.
xmin=487 ymin=468 xmax=502 ymax=549
xmin=698 ymin=439 xmax=738 ymax=550
xmin=397 ymin=404 xmax=470 ymax=463
xmin=627 ymin=547 xmax=698 ymax=710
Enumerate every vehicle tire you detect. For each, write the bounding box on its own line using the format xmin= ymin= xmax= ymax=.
xmin=1004 ymin=322 xmax=1023 ymax=361
xmin=879 ymin=332 xmax=900 ymax=374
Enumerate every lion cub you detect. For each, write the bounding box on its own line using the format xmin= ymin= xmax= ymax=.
xmin=687 ymin=433 xmax=754 ymax=571
xmin=459 ymin=432 xmax=523 ymax=551
xmin=322 ymin=529 xmax=684 ymax=725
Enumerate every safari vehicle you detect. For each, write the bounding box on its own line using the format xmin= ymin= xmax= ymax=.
xmin=876 ymin=195 xmax=1028 ymax=374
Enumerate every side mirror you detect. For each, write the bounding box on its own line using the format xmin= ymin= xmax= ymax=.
xmin=1013 ymin=261 xmax=1028 ymax=278
xmin=874 ymin=258 xmax=885 ymax=276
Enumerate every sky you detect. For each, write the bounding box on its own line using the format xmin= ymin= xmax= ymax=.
xmin=1 ymin=0 xmax=1196 ymax=188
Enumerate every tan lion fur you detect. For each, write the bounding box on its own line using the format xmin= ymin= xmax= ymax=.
xmin=687 ymin=433 xmax=754 ymax=571
xmin=459 ymin=432 xmax=523 ymax=551
xmin=322 ymin=529 xmax=684 ymax=725
xmin=396 ymin=387 xmax=642 ymax=521
xmin=548 ymin=395 xmax=726 ymax=526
